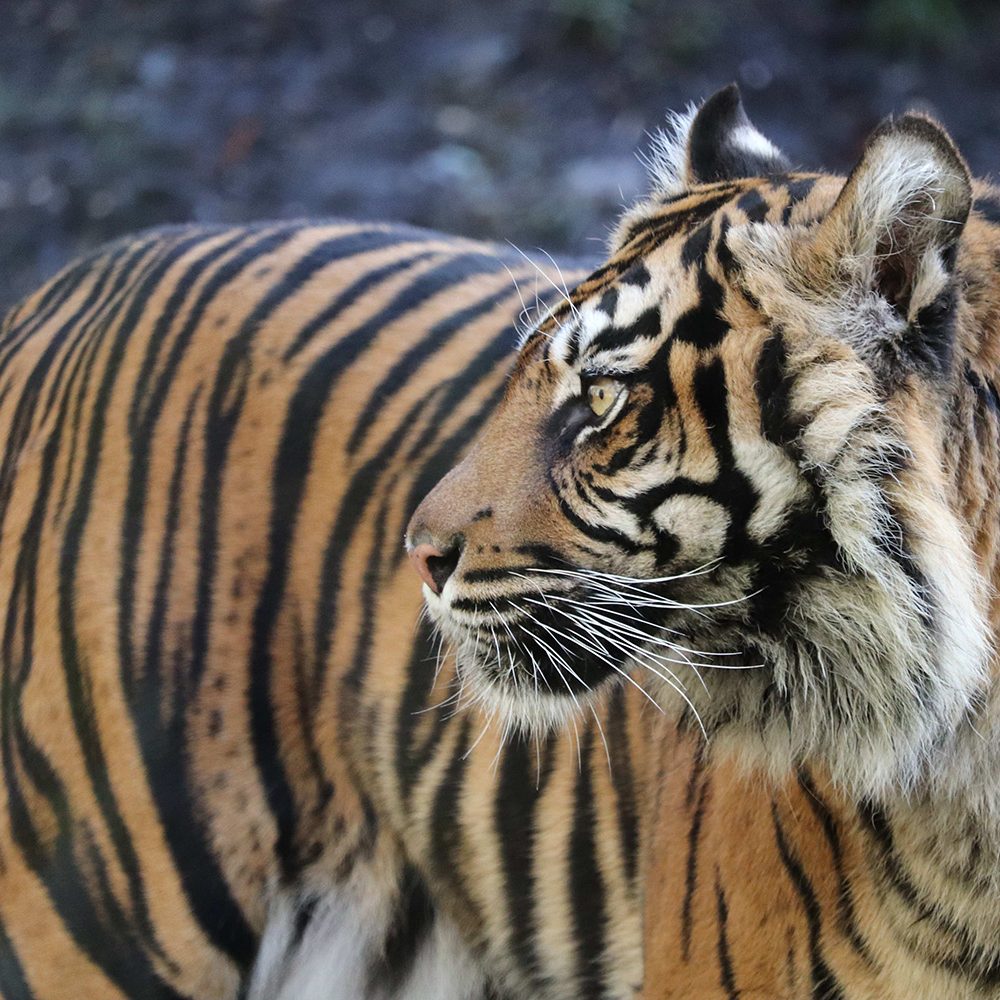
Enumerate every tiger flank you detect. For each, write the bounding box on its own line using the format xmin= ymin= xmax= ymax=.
xmin=408 ymin=86 xmax=1000 ymax=997
xmin=0 ymin=216 xmax=652 ymax=999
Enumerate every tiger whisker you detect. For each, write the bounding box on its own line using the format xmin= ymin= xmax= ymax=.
xmin=519 ymin=609 xmax=666 ymax=716
xmin=590 ymin=704 xmax=614 ymax=779
xmin=522 ymin=562 xmax=756 ymax=613
xmin=498 ymin=259 xmax=555 ymax=344
xmin=532 ymin=245 xmax=579 ymax=321
xmin=523 ymin=597 xmax=721 ymax=673
xmin=412 ymin=685 xmax=463 ymax=715
xmin=492 ymin=601 xmax=524 ymax=682
xmin=569 ymin=711 xmax=583 ymax=772
xmin=505 ymin=240 xmax=581 ymax=323
xmin=529 ymin=559 xmax=721 ymax=586
xmin=522 ymin=590 xmax=744 ymax=662
xmin=526 ymin=600 xmax=707 ymax=736
xmin=490 ymin=716 xmax=513 ymax=774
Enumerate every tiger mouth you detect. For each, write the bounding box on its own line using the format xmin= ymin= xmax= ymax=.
xmin=427 ymin=564 xmax=738 ymax=721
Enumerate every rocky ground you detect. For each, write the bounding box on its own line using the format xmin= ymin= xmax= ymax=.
xmin=2 ymin=0 xmax=999 ymax=310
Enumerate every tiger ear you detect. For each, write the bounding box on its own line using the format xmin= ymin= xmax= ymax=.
xmin=645 ymin=84 xmax=789 ymax=196
xmin=684 ymin=84 xmax=790 ymax=184
xmin=730 ymin=113 xmax=972 ymax=377
xmin=806 ymin=114 xmax=972 ymax=322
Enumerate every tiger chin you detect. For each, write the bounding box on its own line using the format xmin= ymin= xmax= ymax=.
xmin=407 ymin=84 xmax=995 ymax=804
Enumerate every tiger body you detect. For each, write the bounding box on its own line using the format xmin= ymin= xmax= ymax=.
xmin=0 ymin=221 xmax=654 ymax=1000
xmin=4 ymin=85 xmax=1000 ymax=1000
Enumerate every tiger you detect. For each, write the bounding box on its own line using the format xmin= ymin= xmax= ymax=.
xmin=1 ymin=83 xmax=998 ymax=1000
xmin=406 ymin=84 xmax=1000 ymax=998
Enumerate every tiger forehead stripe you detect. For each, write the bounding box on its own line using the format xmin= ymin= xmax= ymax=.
xmin=536 ymin=176 xmax=826 ymax=342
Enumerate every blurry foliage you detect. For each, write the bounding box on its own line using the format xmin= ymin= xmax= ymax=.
xmin=548 ymin=0 xmax=724 ymax=59
xmin=864 ymin=0 xmax=967 ymax=52
xmin=3 ymin=0 xmax=1000 ymax=312
xmin=552 ymin=0 xmax=634 ymax=48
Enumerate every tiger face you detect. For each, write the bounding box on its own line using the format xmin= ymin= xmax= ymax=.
xmin=406 ymin=86 xmax=991 ymax=797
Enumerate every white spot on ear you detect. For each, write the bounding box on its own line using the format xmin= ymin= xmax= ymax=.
xmin=729 ymin=124 xmax=784 ymax=164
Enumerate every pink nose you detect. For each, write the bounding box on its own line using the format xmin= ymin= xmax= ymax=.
xmin=409 ymin=543 xmax=447 ymax=594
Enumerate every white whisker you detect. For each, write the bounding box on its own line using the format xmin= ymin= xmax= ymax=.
xmin=591 ymin=704 xmax=613 ymax=778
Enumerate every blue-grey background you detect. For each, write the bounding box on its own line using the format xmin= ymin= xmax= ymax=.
xmin=2 ymin=0 xmax=998 ymax=311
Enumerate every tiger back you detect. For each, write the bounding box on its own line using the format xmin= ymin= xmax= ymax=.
xmin=0 ymin=221 xmax=659 ymax=999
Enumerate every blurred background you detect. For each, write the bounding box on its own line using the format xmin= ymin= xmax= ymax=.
xmin=2 ymin=0 xmax=999 ymax=311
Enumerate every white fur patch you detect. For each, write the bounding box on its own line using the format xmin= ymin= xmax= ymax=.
xmin=729 ymin=123 xmax=784 ymax=163
xmin=246 ymin=880 xmax=487 ymax=1000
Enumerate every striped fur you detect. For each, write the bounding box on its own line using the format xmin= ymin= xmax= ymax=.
xmin=0 ymin=221 xmax=653 ymax=998
xmin=4 ymin=85 xmax=1000 ymax=1000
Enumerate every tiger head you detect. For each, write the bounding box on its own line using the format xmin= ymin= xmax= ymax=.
xmin=406 ymin=85 xmax=993 ymax=797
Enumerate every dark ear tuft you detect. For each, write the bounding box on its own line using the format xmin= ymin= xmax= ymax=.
xmin=687 ymin=84 xmax=791 ymax=184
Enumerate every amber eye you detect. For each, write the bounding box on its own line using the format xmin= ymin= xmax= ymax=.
xmin=586 ymin=376 xmax=623 ymax=418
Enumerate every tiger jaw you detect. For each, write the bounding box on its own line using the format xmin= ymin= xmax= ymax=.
xmin=422 ymin=561 xmax=747 ymax=736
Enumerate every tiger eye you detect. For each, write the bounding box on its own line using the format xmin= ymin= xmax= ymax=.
xmin=587 ymin=376 xmax=623 ymax=418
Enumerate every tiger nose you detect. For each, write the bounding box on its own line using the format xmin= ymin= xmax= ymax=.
xmin=409 ymin=542 xmax=461 ymax=595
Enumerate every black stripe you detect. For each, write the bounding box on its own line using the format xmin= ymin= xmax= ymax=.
xmin=552 ymin=485 xmax=644 ymax=555
xmin=798 ymin=772 xmax=875 ymax=967
xmin=393 ymin=613 xmax=451 ymax=804
xmin=671 ymin=265 xmax=729 ymax=349
xmin=772 ymin=804 xmax=844 ymax=1000
xmin=781 ymin=177 xmax=817 ymax=225
xmin=756 ymin=329 xmax=800 ymax=451
xmin=3 ymin=236 xmax=193 ymax=978
xmin=858 ymin=802 xmax=1000 ymax=986
xmin=249 ymin=253 xmax=499 ymax=872
xmin=715 ymin=870 xmax=739 ymax=1000
xmin=570 ymin=726 xmax=607 ymax=999
xmin=321 ymin=288 xmax=551 ymax=694
xmin=0 ymin=239 xmax=146 ymax=547
xmin=605 ymin=685 xmax=640 ymax=889
xmin=1 ymin=272 xmax=187 ymax=999
xmin=497 ymin=733 xmax=557 ymax=983
xmin=0 ymin=911 xmax=34 ymax=1000
xmin=391 ymin=283 xmax=570 ymax=523
xmin=51 ymin=231 xmax=213 ymax=968
xmin=737 ymin=187 xmax=769 ymax=223
xmin=117 ymin=227 xmax=298 ymax=966
xmin=586 ymin=305 xmax=661 ymax=355
xmin=282 ymin=237 xmax=442 ymax=361
xmin=346 ymin=281 xmax=519 ymax=455
xmin=680 ymin=777 xmax=708 ymax=962
xmin=428 ymin=719 xmax=480 ymax=924
xmin=0 ymin=245 xmax=122 ymax=359
xmin=681 ymin=221 xmax=714 ymax=267
xmin=366 ymin=865 xmax=436 ymax=995
xmin=618 ymin=191 xmax=736 ymax=249
xmin=127 ymin=227 xmax=268 ymax=436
